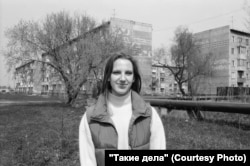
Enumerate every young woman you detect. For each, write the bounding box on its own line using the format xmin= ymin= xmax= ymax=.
xmin=79 ymin=52 xmax=166 ymax=166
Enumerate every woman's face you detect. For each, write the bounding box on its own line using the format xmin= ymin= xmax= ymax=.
xmin=110 ymin=58 xmax=134 ymax=97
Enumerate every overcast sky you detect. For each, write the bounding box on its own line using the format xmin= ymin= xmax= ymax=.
xmin=0 ymin=0 xmax=248 ymax=87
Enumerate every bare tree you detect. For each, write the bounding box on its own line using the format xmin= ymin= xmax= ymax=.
xmin=154 ymin=26 xmax=214 ymax=96
xmin=4 ymin=11 xmax=125 ymax=106
xmin=153 ymin=26 xmax=216 ymax=120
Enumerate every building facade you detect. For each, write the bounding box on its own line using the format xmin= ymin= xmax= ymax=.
xmin=194 ymin=25 xmax=250 ymax=94
xmin=15 ymin=60 xmax=43 ymax=94
xmin=151 ymin=62 xmax=187 ymax=95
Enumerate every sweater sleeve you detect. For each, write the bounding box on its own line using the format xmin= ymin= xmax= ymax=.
xmin=79 ymin=113 xmax=97 ymax=166
xmin=149 ymin=107 xmax=166 ymax=149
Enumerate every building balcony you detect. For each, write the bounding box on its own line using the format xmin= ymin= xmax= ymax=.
xmin=160 ymin=83 xmax=166 ymax=88
xmin=237 ymin=77 xmax=246 ymax=83
xmin=238 ymin=53 xmax=247 ymax=60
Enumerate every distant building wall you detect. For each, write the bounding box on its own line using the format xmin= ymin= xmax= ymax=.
xmin=110 ymin=18 xmax=152 ymax=57
xmin=194 ymin=26 xmax=230 ymax=94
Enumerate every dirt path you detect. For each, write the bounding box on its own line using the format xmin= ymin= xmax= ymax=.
xmin=0 ymin=100 xmax=62 ymax=107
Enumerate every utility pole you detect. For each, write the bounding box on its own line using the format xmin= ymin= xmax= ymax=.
xmin=113 ymin=9 xmax=116 ymax=18
xmin=231 ymin=16 xmax=234 ymax=28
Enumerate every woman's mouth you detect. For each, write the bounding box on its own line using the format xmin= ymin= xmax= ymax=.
xmin=118 ymin=84 xmax=127 ymax=88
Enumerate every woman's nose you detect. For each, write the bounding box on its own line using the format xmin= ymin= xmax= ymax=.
xmin=120 ymin=73 xmax=126 ymax=81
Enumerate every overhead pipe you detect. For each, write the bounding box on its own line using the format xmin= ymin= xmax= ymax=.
xmin=144 ymin=98 xmax=250 ymax=115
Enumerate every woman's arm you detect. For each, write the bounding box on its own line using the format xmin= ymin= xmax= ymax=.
xmin=79 ymin=113 xmax=97 ymax=166
xmin=149 ymin=107 xmax=166 ymax=149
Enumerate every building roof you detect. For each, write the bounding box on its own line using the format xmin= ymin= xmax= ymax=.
xmin=194 ymin=25 xmax=250 ymax=37
xmin=15 ymin=60 xmax=35 ymax=70
xmin=110 ymin=17 xmax=152 ymax=28
xmin=230 ymin=28 xmax=250 ymax=37
xmin=152 ymin=61 xmax=178 ymax=69
xmin=42 ymin=21 xmax=111 ymax=57
xmin=16 ymin=21 xmax=111 ymax=69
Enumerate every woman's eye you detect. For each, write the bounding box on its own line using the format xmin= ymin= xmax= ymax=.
xmin=112 ymin=71 xmax=120 ymax=74
xmin=126 ymin=72 xmax=133 ymax=75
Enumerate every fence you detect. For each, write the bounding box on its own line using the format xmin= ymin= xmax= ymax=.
xmin=217 ymin=87 xmax=250 ymax=96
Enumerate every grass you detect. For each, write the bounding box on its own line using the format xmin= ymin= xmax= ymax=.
xmin=164 ymin=115 xmax=250 ymax=149
xmin=0 ymin=94 xmax=250 ymax=165
xmin=0 ymin=103 xmax=84 ymax=166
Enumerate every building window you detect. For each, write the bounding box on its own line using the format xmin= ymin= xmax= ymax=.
xmin=237 ymin=47 xmax=240 ymax=54
xmin=152 ymin=71 xmax=156 ymax=77
xmin=45 ymin=85 xmax=48 ymax=91
xmin=238 ymin=37 xmax=242 ymax=43
xmin=160 ymin=78 xmax=164 ymax=82
xmin=174 ymin=83 xmax=178 ymax=92
xmin=28 ymin=87 xmax=33 ymax=94
xmin=52 ymin=84 xmax=56 ymax=90
xmin=42 ymin=85 xmax=49 ymax=92
xmin=231 ymin=36 xmax=235 ymax=42
xmin=232 ymin=60 xmax=235 ymax=67
xmin=246 ymin=39 xmax=249 ymax=45
xmin=240 ymin=47 xmax=246 ymax=54
xmin=231 ymin=72 xmax=236 ymax=79
xmin=231 ymin=48 xmax=234 ymax=54
xmin=237 ymin=59 xmax=245 ymax=66
xmin=160 ymin=88 xmax=164 ymax=92
xmin=57 ymin=84 xmax=62 ymax=90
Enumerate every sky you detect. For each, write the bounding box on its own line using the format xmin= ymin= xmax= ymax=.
xmin=0 ymin=0 xmax=249 ymax=87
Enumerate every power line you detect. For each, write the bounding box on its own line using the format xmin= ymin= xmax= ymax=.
xmin=155 ymin=8 xmax=243 ymax=32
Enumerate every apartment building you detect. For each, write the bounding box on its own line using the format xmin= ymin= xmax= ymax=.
xmin=15 ymin=60 xmax=43 ymax=94
xmin=151 ymin=61 xmax=187 ymax=95
xmin=15 ymin=59 xmax=79 ymax=95
xmin=15 ymin=18 xmax=153 ymax=95
xmin=194 ymin=25 xmax=250 ymax=94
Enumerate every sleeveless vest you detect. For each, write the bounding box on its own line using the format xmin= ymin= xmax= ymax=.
xmin=86 ymin=91 xmax=152 ymax=166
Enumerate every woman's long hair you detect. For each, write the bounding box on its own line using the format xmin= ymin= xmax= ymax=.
xmin=101 ymin=52 xmax=141 ymax=95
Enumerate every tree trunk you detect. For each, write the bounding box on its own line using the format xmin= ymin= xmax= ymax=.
xmin=65 ymin=83 xmax=80 ymax=107
xmin=177 ymin=82 xmax=185 ymax=95
xmin=178 ymin=82 xmax=203 ymax=121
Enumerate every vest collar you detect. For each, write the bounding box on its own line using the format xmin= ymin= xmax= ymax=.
xmin=90 ymin=90 xmax=150 ymax=122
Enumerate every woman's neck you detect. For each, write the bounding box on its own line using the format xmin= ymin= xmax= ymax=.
xmin=108 ymin=90 xmax=131 ymax=107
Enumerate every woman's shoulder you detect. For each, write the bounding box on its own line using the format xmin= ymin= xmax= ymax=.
xmin=81 ymin=104 xmax=96 ymax=125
